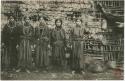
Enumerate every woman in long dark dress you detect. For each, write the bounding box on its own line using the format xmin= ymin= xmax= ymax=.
xmin=16 ymin=17 xmax=33 ymax=73
xmin=2 ymin=16 xmax=21 ymax=71
xmin=70 ymin=19 xmax=87 ymax=74
xmin=51 ymin=19 xmax=66 ymax=70
xmin=35 ymin=17 xmax=50 ymax=71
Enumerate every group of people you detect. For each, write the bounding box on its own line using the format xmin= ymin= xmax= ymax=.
xmin=1 ymin=15 xmax=89 ymax=74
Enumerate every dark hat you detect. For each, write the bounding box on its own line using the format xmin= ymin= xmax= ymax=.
xmin=24 ymin=16 xmax=30 ymax=20
xmin=8 ymin=15 xmax=15 ymax=20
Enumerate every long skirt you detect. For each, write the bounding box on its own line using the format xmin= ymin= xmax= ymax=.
xmin=71 ymin=41 xmax=84 ymax=70
xmin=1 ymin=43 xmax=18 ymax=70
xmin=35 ymin=40 xmax=49 ymax=68
xmin=52 ymin=44 xmax=65 ymax=66
xmin=1 ymin=47 xmax=10 ymax=70
xmin=18 ymin=39 xmax=33 ymax=69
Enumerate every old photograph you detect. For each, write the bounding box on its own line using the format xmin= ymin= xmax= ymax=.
xmin=1 ymin=0 xmax=124 ymax=80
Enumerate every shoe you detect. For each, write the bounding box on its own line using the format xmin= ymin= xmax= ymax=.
xmin=43 ymin=70 xmax=47 ymax=73
xmin=34 ymin=70 xmax=39 ymax=73
xmin=12 ymin=68 xmax=16 ymax=71
xmin=16 ymin=69 xmax=21 ymax=73
xmin=81 ymin=71 xmax=85 ymax=75
xmin=8 ymin=74 xmax=13 ymax=78
xmin=46 ymin=67 xmax=50 ymax=70
xmin=1 ymin=71 xmax=4 ymax=74
xmin=72 ymin=70 xmax=75 ymax=75
xmin=26 ymin=69 xmax=31 ymax=74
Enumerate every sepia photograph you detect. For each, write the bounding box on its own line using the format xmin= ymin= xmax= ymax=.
xmin=1 ymin=0 xmax=124 ymax=80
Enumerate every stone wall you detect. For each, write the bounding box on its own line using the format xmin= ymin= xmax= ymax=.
xmin=1 ymin=0 xmax=104 ymax=39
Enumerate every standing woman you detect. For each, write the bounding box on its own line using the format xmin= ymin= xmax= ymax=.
xmin=2 ymin=16 xmax=21 ymax=71
xmin=51 ymin=19 xmax=66 ymax=70
xmin=35 ymin=17 xmax=50 ymax=71
xmin=16 ymin=16 xmax=33 ymax=73
xmin=70 ymin=19 xmax=87 ymax=74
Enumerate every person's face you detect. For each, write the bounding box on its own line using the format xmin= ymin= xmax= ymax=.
xmin=56 ymin=20 xmax=62 ymax=27
xmin=9 ymin=17 xmax=14 ymax=22
xmin=40 ymin=18 xmax=46 ymax=24
xmin=76 ymin=20 xmax=82 ymax=26
xmin=25 ymin=18 xmax=30 ymax=23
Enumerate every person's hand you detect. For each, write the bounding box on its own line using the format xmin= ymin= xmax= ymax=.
xmin=1 ymin=43 xmax=5 ymax=48
xmin=34 ymin=44 xmax=36 ymax=48
xmin=31 ymin=45 xmax=33 ymax=49
xmin=48 ymin=44 xmax=51 ymax=48
xmin=65 ymin=47 xmax=67 ymax=51
xmin=2 ymin=43 xmax=4 ymax=47
xmin=70 ymin=45 xmax=72 ymax=48
xmin=66 ymin=44 xmax=69 ymax=48
xmin=16 ymin=44 xmax=19 ymax=49
xmin=31 ymin=45 xmax=35 ymax=51
xmin=44 ymin=37 xmax=49 ymax=41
